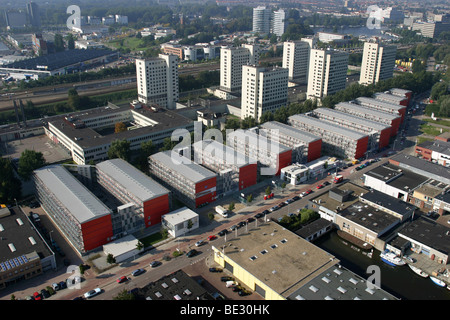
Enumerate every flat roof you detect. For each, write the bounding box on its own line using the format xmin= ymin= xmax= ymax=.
xmin=0 ymin=207 xmax=53 ymax=269
xmin=390 ymin=153 xmax=450 ymax=184
xmin=373 ymin=92 xmax=407 ymax=104
xmin=309 ymin=182 xmax=370 ymax=212
xmin=361 ymin=189 xmax=417 ymax=217
xmin=339 ymin=200 xmax=401 ymax=234
xmin=162 ymin=207 xmax=198 ymax=226
xmin=150 ymin=151 xmax=217 ymax=183
xmin=335 ymin=102 xmax=400 ymax=121
xmin=417 ymin=139 xmax=450 ymax=156
xmin=227 ymin=129 xmax=291 ymax=153
xmin=288 ymin=114 xmax=368 ymax=141
xmin=96 ymin=158 xmax=170 ymax=203
xmin=48 ymin=104 xmax=194 ymax=150
xmin=312 ymin=108 xmax=390 ymax=132
xmin=260 ymin=121 xmax=322 ymax=144
xmin=213 ymin=221 xmax=337 ymax=298
xmin=355 ymin=97 xmax=405 ymax=111
xmin=34 ymin=165 xmax=112 ymax=223
xmin=288 ymin=265 xmax=398 ymax=300
xmin=192 ymin=139 xmax=256 ymax=168
xmin=1 ymin=48 xmax=117 ymax=71
xmin=398 ymin=216 xmax=450 ymax=255
xmin=365 ymin=163 xmax=429 ymax=191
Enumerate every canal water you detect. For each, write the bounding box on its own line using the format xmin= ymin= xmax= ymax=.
xmin=313 ymin=231 xmax=450 ymax=300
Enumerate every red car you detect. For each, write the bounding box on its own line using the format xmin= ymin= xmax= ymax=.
xmin=305 ymin=189 xmax=313 ymax=195
xmin=116 ymin=276 xmax=128 ymax=283
xmin=316 ymin=184 xmax=323 ymax=189
xmin=208 ymin=235 xmax=217 ymax=241
xmin=33 ymin=292 xmax=42 ymax=300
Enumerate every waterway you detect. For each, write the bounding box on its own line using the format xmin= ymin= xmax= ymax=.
xmin=313 ymin=231 xmax=450 ymax=300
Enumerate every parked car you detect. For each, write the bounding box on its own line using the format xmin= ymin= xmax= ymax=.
xmin=40 ymin=289 xmax=50 ymax=299
xmin=269 ymin=206 xmax=278 ymax=212
xmin=246 ymin=217 xmax=255 ymax=223
xmin=292 ymin=196 xmax=300 ymax=201
xmin=237 ymin=221 xmax=246 ymax=228
xmin=58 ymin=281 xmax=67 ymax=290
xmin=316 ymin=184 xmax=323 ymax=189
xmin=131 ymin=268 xmax=145 ymax=276
xmin=229 ymin=225 xmax=238 ymax=231
xmin=323 ymin=181 xmax=330 ymax=186
xmin=207 ymin=235 xmax=217 ymax=241
xmin=209 ymin=267 xmax=223 ymax=273
xmin=33 ymin=292 xmax=42 ymax=300
xmin=218 ymin=229 xmax=229 ymax=236
xmin=150 ymin=261 xmax=162 ymax=268
xmin=254 ymin=213 xmax=263 ymax=219
xmin=220 ymin=276 xmax=234 ymax=282
xmin=186 ymin=249 xmax=198 ymax=258
xmin=195 ymin=240 xmax=205 ymax=247
xmin=52 ymin=283 xmax=60 ymax=291
xmin=305 ymin=189 xmax=313 ymax=195
xmin=83 ymin=287 xmax=102 ymax=299
xmin=117 ymin=276 xmax=128 ymax=283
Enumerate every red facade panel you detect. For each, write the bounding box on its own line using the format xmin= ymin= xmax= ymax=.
xmin=143 ymin=194 xmax=170 ymax=227
xmin=390 ymin=117 xmax=401 ymax=137
xmin=81 ymin=215 xmax=113 ymax=252
xmin=398 ymin=107 xmax=406 ymax=123
xmin=238 ymin=163 xmax=257 ymax=190
xmin=277 ymin=150 xmax=292 ymax=176
xmin=378 ymin=128 xmax=391 ymax=150
xmin=307 ymin=139 xmax=322 ymax=162
xmin=354 ymin=136 xmax=369 ymax=160
xmin=195 ymin=177 xmax=217 ymax=207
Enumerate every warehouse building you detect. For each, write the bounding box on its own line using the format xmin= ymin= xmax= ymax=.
xmin=288 ymin=114 xmax=369 ymax=160
xmin=259 ymin=121 xmax=322 ymax=163
xmin=33 ymin=165 xmax=114 ymax=255
xmin=415 ymin=138 xmax=450 ymax=167
xmin=355 ymin=96 xmax=407 ymax=123
xmin=226 ymin=129 xmax=292 ymax=176
xmin=334 ymin=102 xmax=401 ymax=137
xmin=373 ymin=92 xmax=409 ymax=107
xmin=149 ymin=151 xmax=217 ymax=208
xmin=309 ymin=108 xmax=391 ymax=151
xmin=192 ymin=139 xmax=257 ymax=195
xmin=0 ymin=48 xmax=118 ymax=80
xmin=96 ymin=159 xmax=171 ymax=234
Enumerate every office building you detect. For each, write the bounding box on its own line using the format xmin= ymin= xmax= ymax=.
xmin=272 ymin=9 xmax=286 ymax=37
xmin=161 ymin=207 xmax=199 ymax=238
xmin=288 ymin=114 xmax=369 ymax=160
xmin=45 ymin=103 xmax=194 ymax=165
xmin=34 ymin=165 xmax=114 ymax=255
xmin=309 ymin=108 xmax=391 ymax=151
xmin=96 ymin=159 xmax=171 ymax=233
xmin=359 ymin=42 xmax=397 ymax=85
xmin=136 ymin=54 xmax=179 ymax=109
xmin=227 ymin=129 xmax=292 ymax=176
xmin=260 ymin=121 xmax=322 ymax=163
xmin=252 ymin=6 xmax=271 ymax=34
xmin=240 ymin=65 xmax=288 ymax=121
xmin=219 ymin=44 xmax=260 ymax=93
xmin=412 ymin=21 xmax=450 ymax=38
xmin=307 ymin=49 xmax=349 ymax=101
xmin=115 ymin=15 xmax=128 ymax=25
xmin=281 ymin=156 xmax=339 ymax=185
xmin=334 ymin=102 xmax=401 ymax=137
xmin=282 ymin=38 xmax=316 ymax=83
xmin=149 ymin=151 xmax=217 ymax=208
xmin=355 ymin=96 xmax=407 ymax=123
xmin=192 ymin=139 xmax=257 ymax=194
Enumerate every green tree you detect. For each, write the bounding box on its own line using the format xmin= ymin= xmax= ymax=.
xmin=228 ymin=202 xmax=235 ymax=211
xmin=439 ymin=95 xmax=450 ymax=117
xmin=0 ymin=158 xmax=21 ymax=203
xmin=65 ymin=34 xmax=75 ymax=50
xmin=114 ymin=122 xmax=127 ymax=133
xmin=265 ymin=186 xmax=272 ymax=195
xmin=106 ymin=253 xmax=116 ymax=264
xmin=136 ymin=241 xmax=144 ymax=251
xmin=54 ymin=34 xmax=65 ymax=52
xmin=107 ymin=139 xmax=131 ymax=161
xmin=67 ymin=88 xmax=81 ymax=111
xmin=240 ymin=116 xmax=256 ymax=129
xmin=17 ymin=150 xmax=46 ymax=181
xmin=430 ymin=81 xmax=449 ymax=101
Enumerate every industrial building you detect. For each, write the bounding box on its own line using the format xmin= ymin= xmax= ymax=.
xmin=288 ymin=114 xmax=369 ymax=160
xmin=415 ymin=138 xmax=450 ymax=167
xmin=309 ymin=108 xmax=392 ymax=151
xmin=45 ymin=102 xmax=194 ymax=165
xmin=226 ymin=129 xmax=292 ymax=176
xmin=192 ymin=139 xmax=258 ymax=194
xmin=0 ymin=48 xmax=119 ymax=80
xmin=33 ymin=165 xmax=114 ymax=255
xmin=96 ymin=158 xmax=171 ymax=234
xmin=259 ymin=121 xmax=322 ymax=163
xmin=0 ymin=206 xmax=55 ymax=290
xmin=149 ymin=151 xmax=217 ymax=208
xmin=355 ymin=96 xmax=407 ymax=123
xmin=334 ymin=102 xmax=401 ymax=137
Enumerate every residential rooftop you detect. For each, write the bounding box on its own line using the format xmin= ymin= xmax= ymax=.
xmin=260 ymin=121 xmax=322 ymax=144
xmin=334 ymin=102 xmax=400 ymax=121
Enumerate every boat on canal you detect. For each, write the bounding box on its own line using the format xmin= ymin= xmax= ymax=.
xmin=380 ymin=251 xmax=406 ymax=267
xmin=408 ymin=264 xmax=429 ymax=278
xmin=430 ymin=276 xmax=446 ymax=287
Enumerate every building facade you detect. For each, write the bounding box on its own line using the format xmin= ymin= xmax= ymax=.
xmin=282 ymin=39 xmax=316 ymax=83
xmin=136 ymin=54 xmax=179 ymax=109
xmin=240 ymin=65 xmax=288 ymax=121
xmin=272 ymin=9 xmax=286 ymax=37
xmin=359 ymin=42 xmax=397 ymax=85
xmin=288 ymin=114 xmax=369 ymax=160
xmin=355 ymin=96 xmax=407 ymax=123
xmin=252 ymin=6 xmax=271 ymax=34
xmin=307 ymin=49 xmax=349 ymax=101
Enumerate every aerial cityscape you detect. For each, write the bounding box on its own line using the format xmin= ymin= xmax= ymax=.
xmin=0 ymin=0 xmax=448 ymax=306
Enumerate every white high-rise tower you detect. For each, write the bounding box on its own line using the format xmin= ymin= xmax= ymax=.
xmin=282 ymin=37 xmax=316 ymax=83
xmin=359 ymin=42 xmax=397 ymax=85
